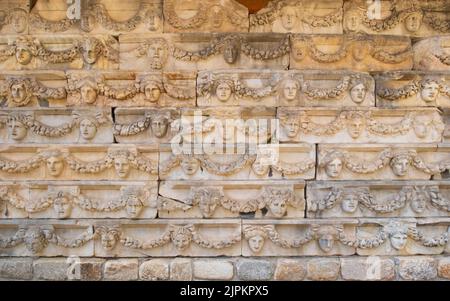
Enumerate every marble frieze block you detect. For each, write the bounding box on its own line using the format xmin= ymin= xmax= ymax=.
xmin=119 ymin=33 xmax=290 ymax=71
xmin=241 ymin=219 xmax=357 ymax=256
xmin=163 ymin=0 xmax=249 ymax=33
xmin=93 ymin=219 xmax=242 ymax=257
xmin=0 ymin=108 xmax=114 ymax=144
xmin=158 ymin=180 xmax=305 ymax=219
xmin=250 ymin=0 xmax=343 ymax=34
xmin=0 ymin=220 xmax=94 ymax=257
xmin=306 ymin=180 xmax=450 ymax=218
xmin=317 ymin=143 xmax=450 ymax=181
xmin=276 ymin=107 xmax=444 ymax=144
xmin=0 ymin=181 xmax=158 ymax=219
xmin=413 ymin=36 xmax=450 ymax=71
xmin=0 ymin=0 xmax=29 ymax=35
xmin=0 ymin=144 xmax=158 ymax=181
xmin=290 ymin=34 xmax=412 ymax=71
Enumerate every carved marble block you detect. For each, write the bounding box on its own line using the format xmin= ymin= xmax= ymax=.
xmin=0 ymin=71 xmax=67 ymax=107
xmin=0 ymin=0 xmax=29 ymax=35
xmin=0 ymin=220 xmax=94 ymax=257
xmin=343 ymin=0 xmax=450 ymax=37
xmin=317 ymin=144 xmax=450 ymax=180
xmin=307 ymin=181 xmax=450 ymax=218
xmin=413 ymin=36 xmax=450 ymax=71
xmin=0 ymin=181 xmax=158 ymax=219
xmin=290 ymin=34 xmax=413 ymax=71
xmin=30 ymin=0 xmax=163 ymax=34
xmin=250 ymin=0 xmax=343 ymax=34
xmin=159 ymin=143 xmax=316 ymax=180
xmin=93 ymin=219 xmax=242 ymax=257
xmin=242 ymin=219 xmax=357 ymax=256
xmin=158 ymin=180 xmax=305 ymax=219
xmin=119 ymin=33 xmax=290 ymax=71
xmin=276 ymin=108 xmax=444 ymax=144
xmin=375 ymin=72 xmax=450 ymax=107
xmin=0 ymin=34 xmax=119 ymax=70
xmin=0 ymin=108 xmax=113 ymax=144
xmin=0 ymin=144 xmax=158 ymax=181
xmin=443 ymin=109 xmax=450 ymax=143
xmin=354 ymin=218 xmax=449 ymax=256
xmin=163 ymin=0 xmax=249 ymax=33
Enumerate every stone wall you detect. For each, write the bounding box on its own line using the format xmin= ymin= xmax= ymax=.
xmin=0 ymin=0 xmax=450 ymax=281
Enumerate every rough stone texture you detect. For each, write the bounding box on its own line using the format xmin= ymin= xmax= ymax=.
xmin=307 ymin=259 xmax=340 ymax=281
xmin=274 ymin=259 xmax=307 ymax=281
xmin=341 ymin=258 xmax=395 ymax=281
xmin=33 ymin=258 xmax=69 ymax=281
xmin=193 ymin=260 xmax=234 ymax=280
xmin=170 ymin=258 xmax=192 ymax=281
xmin=437 ymin=258 xmax=450 ymax=279
xmin=104 ymin=259 xmax=139 ymax=281
xmin=139 ymin=259 xmax=169 ymax=281
xmin=74 ymin=259 xmax=105 ymax=281
xmin=0 ymin=258 xmax=33 ymax=280
xmin=237 ymin=259 xmax=275 ymax=281
xmin=399 ymin=257 xmax=438 ymax=281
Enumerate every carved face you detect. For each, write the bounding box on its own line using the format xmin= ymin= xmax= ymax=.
xmin=80 ymin=85 xmax=98 ymax=104
xmin=344 ymin=11 xmax=359 ymax=31
xmin=8 ymin=119 xmax=27 ymax=141
xmin=10 ymin=83 xmax=27 ymax=104
xmin=280 ymin=6 xmax=298 ymax=31
xmin=82 ymin=40 xmax=98 ymax=65
xmin=46 ymin=156 xmax=64 ymax=176
xmin=390 ymin=232 xmax=407 ymax=250
xmin=420 ymin=82 xmax=439 ymax=102
xmin=284 ymin=118 xmax=300 ymax=138
xmin=144 ymin=84 xmax=161 ymax=102
xmin=325 ymin=158 xmax=343 ymax=178
xmin=268 ymin=198 xmax=287 ymax=218
xmin=404 ymin=12 xmax=423 ymax=32
xmin=341 ymin=195 xmax=358 ymax=213
xmin=114 ymin=157 xmax=130 ymax=178
xmin=24 ymin=229 xmax=47 ymax=254
xmin=352 ymin=42 xmax=369 ymax=62
xmin=347 ymin=117 xmax=365 ymax=139
xmin=248 ymin=235 xmax=265 ymax=253
xmin=215 ymin=82 xmax=232 ymax=101
xmin=318 ymin=233 xmax=335 ymax=253
xmin=79 ymin=119 xmax=97 ymax=140
xmin=125 ymin=196 xmax=144 ymax=218
xmin=252 ymin=160 xmax=270 ymax=176
xmin=151 ymin=116 xmax=169 ymax=138
xmin=223 ymin=43 xmax=238 ymax=64
xmin=101 ymin=231 xmax=118 ymax=250
xmin=148 ymin=43 xmax=165 ymax=60
xmin=10 ymin=10 xmax=27 ymax=33
xmin=199 ymin=197 xmax=219 ymax=218
xmin=211 ymin=5 xmax=224 ymax=29
xmin=391 ymin=158 xmax=409 ymax=177
xmin=53 ymin=196 xmax=72 ymax=219
xmin=15 ymin=47 xmax=32 ymax=65
xmin=350 ymin=83 xmax=367 ymax=104
xmin=180 ymin=157 xmax=200 ymax=175
xmin=410 ymin=193 xmax=427 ymax=213
xmin=282 ymin=80 xmax=299 ymax=101
xmin=172 ymin=232 xmax=191 ymax=251
xmin=413 ymin=117 xmax=429 ymax=138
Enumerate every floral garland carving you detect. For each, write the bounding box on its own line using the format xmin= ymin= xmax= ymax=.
xmin=435 ymin=53 xmax=450 ymax=65
xmin=29 ymin=12 xmax=77 ymax=32
xmin=240 ymin=35 xmax=290 ymax=60
xmin=370 ymin=45 xmax=412 ymax=64
xmin=342 ymin=149 xmax=393 ymax=174
xmin=427 ymin=186 xmax=450 ymax=212
xmin=171 ymin=37 xmax=223 ymax=61
xmin=163 ymin=81 xmax=195 ymax=100
xmin=90 ymin=3 xmax=147 ymax=32
xmin=65 ymin=154 xmax=113 ymax=174
xmin=98 ymin=82 xmax=139 ymax=101
xmin=366 ymin=112 xmax=413 ymax=135
xmin=196 ymin=153 xmax=257 ymax=176
xmin=300 ymin=36 xmax=349 ymax=63
xmin=0 ymin=154 xmax=43 ymax=173
xmin=120 ymin=229 xmax=172 ymax=249
xmin=296 ymin=112 xmax=345 ymax=136
xmin=408 ymin=225 xmax=449 ymax=247
xmin=357 ymin=187 xmax=408 ymax=213
xmin=338 ymin=227 xmax=387 ymax=249
xmin=362 ymin=8 xmax=411 ymax=31
xmin=303 ymin=8 xmax=342 ymax=27
xmin=308 ymin=187 xmax=343 ymax=212
xmin=113 ymin=116 xmax=152 ymax=136
xmin=302 ymin=76 xmax=351 ymax=100
xmin=265 ymin=224 xmax=316 ymax=248
xmin=423 ymin=13 xmax=450 ymax=33
xmin=163 ymin=0 xmax=208 ymax=29
xmin=410 ymin=154 xmax=448 ymax=174
xmin=376 ymin=80 xmax=420 ymax=100
xmin=6 ymin=113 xmax=76 ymax=137
xmin=271 ymin=159 xmax=315 ymax=175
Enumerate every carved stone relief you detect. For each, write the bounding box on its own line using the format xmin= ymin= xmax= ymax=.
xmin=0 ymin=1 xmax=29 ymax=34
xmin=413 ymin=36 xmax=450 ymax=71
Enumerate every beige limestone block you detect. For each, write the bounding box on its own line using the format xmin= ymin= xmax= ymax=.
xmin=398 ymin=256 xmax=437 ymax=280
xmin=0 ymin=1 xmax=29 ymax=35
xmin=0 ymin=71 xmax=67 ymax=107
xmin=250 ymin=0 xmax=342 ymax=34
xmin=343 ymin=0 xmax=450 ymax=37
xmin=139 ymin=259 xmax=169 ymax=280
xmin=375 ymin=71 xmax=450 ymax=108
xmin=290 ymin=34 xmax=412 ymax=71
xmin=241 ymin=219 xmax=357 ymax=257
xmin=437 ymin=257 xmax=450 ymax=279
xmin=193 ymin=260 xmax=234 ymax=280
xmin=277 ymin=108 xmax=444 ymax=144
xmin=0 ymin=34 xmax=119 ymax=71
xmin=306 ymin=258 xmax=340 ymax=280
xmin=0 ymin=258 xmax=33 ymax=280
xmin=443 ymin=109 xmax=450 ymax=143
xmin=158 ymin=180 xmax=305 ymax=219
xmin=0 ymin=144 xmax=158 ymax=181
xmin=340 ymin=257 xmax=395 ymax=281
xmin=0 ymin=108 xmax=113 ymax=144
xmin=317 ymin=143 xmax=449 ymax=181
xmin=119 ymin=33 xmax=290 ymax=71
xmin=104 ymin=259 xmax=138 ymax=281
xmin=93 ymin=219 xmax=242 ymax=257
xmin=0 ymin=220 xmax=94 ymax=257
xmin=356 ymin=218 xmax=450 ymax=256
xmin=307 ymin=180 xmax=450 ymax=219
xmin=170 ymin=258 xmax=192 ymax=281
xmin=159 ymin=143 xmax=316 ymax=180
xmin=33 ymin=258 xmax=70 ymax=280
xmin=163 ymin=0 xmax=248 ymax=33
xmin=273 ymin=259 xmax=307 ymax=281
xmin=413 ymin=36 xmax=450 ymax=71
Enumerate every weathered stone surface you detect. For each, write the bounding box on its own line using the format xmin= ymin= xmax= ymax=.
xmin=0 ymin=258 xmax=32 ymax=280
xmin=306 ymin=258 xmax=340 ymax=280
xmin=437 ymin=258 xmax=450 ymax=279
xmin=72 ymin=258 xmax=104 ymax=281
xmin=193 ymin=260 xmax=234 ymax=280
xmin=104 ymin=259 xmax=139 ymax=281
xmin=139 ymin=259 xmax=169 ymax=280
xmin=170 ymin=258 xmax=192 ymax=281
xmin=0 ymin=1 xmax=29 ymax=35
xmin=237 ymin=259 xmax=274 ymax=280
xmin=33 ymin=258 xmax=69 ymax=280
xmin=413 ymin=36 xmax=450 ymax=71
xmin=340 ymin=257 xmax=395 ymax=280
xmin=274 ymin=259 xmax=306 ymax=281
xmin=398 ymin=257 xmax=437 ymax=280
